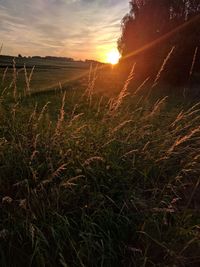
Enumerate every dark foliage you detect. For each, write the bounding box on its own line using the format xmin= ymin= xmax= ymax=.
xmin=118 ymin=0 xmax=200 ymax=86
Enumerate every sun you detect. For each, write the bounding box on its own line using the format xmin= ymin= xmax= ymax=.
xmin=106 ymin=49 xmax=121 ymax=65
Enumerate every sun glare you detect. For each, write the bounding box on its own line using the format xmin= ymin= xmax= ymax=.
xmin=106 ymin=49 xmax=121 ymax=65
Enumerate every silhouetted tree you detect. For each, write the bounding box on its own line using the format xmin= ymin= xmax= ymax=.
xmin=118 ymin=0 xmax=200 ymax=86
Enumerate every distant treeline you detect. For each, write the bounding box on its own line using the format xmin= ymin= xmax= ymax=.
xmin=0 ymin=54 xmax=100 ymax=63
xmin=31 ymin=56 xmax=75 ymax=62
xmin=0 ymin=54 xmax=74 ymax=62
xmin=0 ymin=55 xmax=103 ymax=70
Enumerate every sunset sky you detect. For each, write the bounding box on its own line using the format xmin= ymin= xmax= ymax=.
xmin=0 ymin=0 xmax=129 ymax=62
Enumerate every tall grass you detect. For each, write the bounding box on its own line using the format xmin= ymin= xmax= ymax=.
xmin=0 ymin=63 xmax=200 ymax=267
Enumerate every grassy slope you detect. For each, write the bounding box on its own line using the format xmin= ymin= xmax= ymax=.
xmin=0 ymin=68 xmax=200 ymax=267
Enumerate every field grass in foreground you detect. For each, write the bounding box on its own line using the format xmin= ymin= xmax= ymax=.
xmin=0 ymin=70 xmax=200 ymax=267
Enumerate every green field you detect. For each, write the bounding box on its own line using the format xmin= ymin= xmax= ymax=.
xmin=0 ymin=59 xmax=200 ymax=267
xmin=0 ymin=56 xmax=93 ymax=93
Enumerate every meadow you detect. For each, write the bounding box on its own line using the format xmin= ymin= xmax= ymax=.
xmin=0 ymin=56 xmax=93 ymax=93
xmin=0 ymin=58 xmax=200 ymax=267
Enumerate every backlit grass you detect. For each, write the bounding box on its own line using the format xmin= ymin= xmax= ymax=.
xmin=0 ymin=66 xmax=200 ymax=267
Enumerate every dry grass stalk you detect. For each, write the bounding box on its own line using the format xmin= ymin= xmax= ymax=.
xmin=88 ymin=63 xmax=93 ymax=85
xmin=111 ymin=119 xmax=132 ymax=134
xmin=185 ymin=108 xmax=200 ymax=119
xmin=71 ymin=104 xmax=78 ymax=118
xmin=84 ymin=63 xmax=98 ymax=104
xmin=30 ymin=134 xmax=40 ymax=162
xmin=172 ymin=115 xmax=200 ymax=137
xmin=55 ymin=92 xmax=66 ymax=135
xmin=24 ymin=64 xmax=35 ymax=96
xmin=38 ymin=102 xmax=50 ymax=122
xmin=60 ymin=175 xmax=85 ymax=188
xmin=96 ymin=95 xmax=104 ymax=116
xmin=168 ymin=125 xmax=200 ymax=155
xmin=145 ymin=96 xmax=168 ymax=119
xmin=152 ymin=46 xmax=175 ymax=88
xmin=69 ymin=113 xmax=84 ymax=126
xmin=107 ymin=97 xmax=114 ymax=112
xmin=1 ymin=86 xmax=8 ymax=97
xmin=170 ymin=102 xmax=200 ymax=131
xmin=111 ymin=63 xmax=135 ymax=113
xmin=11 ymin=102 xmax=19 ymax=120
xmin=121 ymin=149 xmax=138 ymax=158
xmin=133 ymin=77 xmax=150 ymax=96
xmin=29 ymin=103 xmax=38 ymax=123
xmin=189 ymin=47 xmax=198 ymax=77
xmin=83 ymin=156 xmax=104 ymax=167
xmin=59 ymin=81 xmax=63 ymax=94
xmin=2 ymin=67 xmax=8 ymax=85
xmin=142 ymin=141 xmax=150 ymax=152
xmin=185 ymin=102 xmax=200 ymax=115
xmin=71 ymin=124 xmax=87 ymax=137
xmin=52 ymin=163 xmax=69 ymax=179
xmin=12 ymin=58 xmax=17 ymax=101
xmin=170 ymin=111 xmax=184 ymax=128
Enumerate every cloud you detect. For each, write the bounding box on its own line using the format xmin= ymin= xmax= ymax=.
xmin=0 ymin=0 xmax=129 ymax=61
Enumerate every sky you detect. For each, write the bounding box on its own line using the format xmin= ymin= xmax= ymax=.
xmin=0 ymin=0 xmax=130 ymax=62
